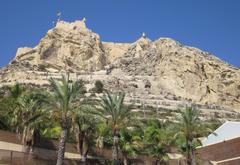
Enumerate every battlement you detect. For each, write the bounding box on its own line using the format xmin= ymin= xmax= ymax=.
xmin=55 ymin=19 xmax=87 ymax=30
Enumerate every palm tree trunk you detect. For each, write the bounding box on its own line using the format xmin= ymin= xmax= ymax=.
xmin=155 ymin=159 xmax=160 ymax=165
xmin=112 ymin=131 xmax=120 ymax=165
xmin=81 ymin=156 xmax=87 ymax=165
xmin=123 ymin=155 xmax=128 ymax=165
xmin=186 ymin=153 xmax=191 ymax=165
xmin=188 ymin=139 xmax=197 ymax=165
xmin=145 ymin=159 xmax=152 ymax=165
xmin=56 ymin=128 xmax=68 ymax=165
xmin=190 ymin=143 xmax=197 ymax=165
xmin=81 ymin=135 xmax=89 ymax=164
xmin=22 ymin=127 xmax=27 ymax=145
xmin=186 ymin=139 xmax=191 ymax=165
xmin=96 ymin=136 xmax=104 ymax=155
xmin=22 ymin=126 xmax=30 ymax=153
xmin=77 ymin=132 xmax=84 ymax=155
xmin=76 ymin=131 xmax=80 ymax=151
xmin=191 ymin=152 xmax=197 ymax=165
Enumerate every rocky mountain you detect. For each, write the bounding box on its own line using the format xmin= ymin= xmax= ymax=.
xmin=1 ymin=19 xmax=240 ymax=120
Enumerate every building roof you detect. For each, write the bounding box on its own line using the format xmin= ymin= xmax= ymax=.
xmin=202 ymin=121 xmax=240 ymax=146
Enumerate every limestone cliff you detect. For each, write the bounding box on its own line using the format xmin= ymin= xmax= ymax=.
xmin=114 ymin=37 xmax=240 ymax=110
xmin=13 ymin=20 xmax=106 ymax=72
xmin=0 ymin=19 xmax=240 ymax=114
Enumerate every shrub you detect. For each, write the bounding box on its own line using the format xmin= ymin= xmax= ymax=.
xmin=94 ymin=80 xmax=104 ymax=93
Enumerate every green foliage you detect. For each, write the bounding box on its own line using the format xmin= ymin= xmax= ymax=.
xmin=120 ymin=128 xmax=143 ymax=157
xmin=47 ymin=74 xmax=84 ymax=128
xmin=10 ymin=83 xmax=24 ymax=98
xmin=16 ymin=94 xmax=45 ymax=128
xmin=72 ymin=102 xmax=98 ymax=138
xmin=174 ymin=107 xmax=214 ymax=165
xmin=0 ymin=97 xmax=18 ymax=130
xmin=95 ymin=91 xmax=134 ymax=162
xmin=142 ymin=119 xmax=171 ymax=162
xmin=0 ymin=84 xmax=25 ymax=130
xmin=46 ymin=74 xmax=87 ymax=164
xmin=205 ymin=119 xmax=222 ymax=131
xmin=96 ymin=122 xmax=113 ymax=146
xmin=16 ymin=93 xmax=47 ymax=147
xmin=175 ymin=107 xmax=212 ymax=143
xmin=97 ymin=122 xmax=111 ymax=137
xmin=0 ymin=81 xmax=219 ymax=164
xmin=42 ymin=126 xmax=61 ymax=139
xmin=0 ymin=87 xmax=5 ymax=98
xmin=0 ymin=84 xmax=49 ymax=150
xmin=97 ymin=91 xmax=133 ymax=131
xmin=94 ymin=80 xmax=104 ymax=93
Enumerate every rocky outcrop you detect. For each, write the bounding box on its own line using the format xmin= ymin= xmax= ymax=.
xmin=112 ymin=37 xmax=240 ymax=110
xmin=102 ymin=42 xmax=130 ymax=63
xmin=14 ymin=20 xmax=106 ymax=72
xmin=1 ymin=19 xmax=240 ymax=113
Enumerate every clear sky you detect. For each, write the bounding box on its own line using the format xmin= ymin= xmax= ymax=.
xmin=0 ymin=0 xmax=239 ymax=67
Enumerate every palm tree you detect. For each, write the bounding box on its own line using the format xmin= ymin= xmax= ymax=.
xmin=143 ymin=119 xmax=171 ymax=165
xmin=0 ymin=96 xmax=15 ymax=130
xmin=0 ymin=85 xmax=48 ymax=152
xmin=97 ymin=91 xmax=133 ymax=164
xmin=17 ymin=94 xmax=45 ymax=153
xmin=96 ymin=122 xmax=111 ymax=154
xmin=0 ymin=97 xmax=14 ymax=130
xmin=175 ymin=107 xmax=212 ymax=165
xmin=0 ymin=84 xmax=24 ymax=131
xmin=72 ymin=104 xmax=97 ymax=163
xmin=9 ymin=83 xmax=24 ymax=99
xmin=47 ymin=74 xmax=83 ymax=165
xmin=120 ymin=128 xmax=143 ymax=165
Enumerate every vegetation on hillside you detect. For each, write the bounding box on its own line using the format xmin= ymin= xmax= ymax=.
xmin=0 ymin=76 xmax=221 ymax=165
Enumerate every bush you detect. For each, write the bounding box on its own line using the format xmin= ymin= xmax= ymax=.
xmin=38 ymin=64 xmax=47 ymax=71
xmin=94 ymin=80 xmax=104 ymax=93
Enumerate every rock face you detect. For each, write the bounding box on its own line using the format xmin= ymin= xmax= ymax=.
xmin=1 ymin=19 xmax=240 ymax=114
xmin=116 ymin=37 xmax=240 ymax=110
xmin=14 ymin=20 xmax=106 ymax=72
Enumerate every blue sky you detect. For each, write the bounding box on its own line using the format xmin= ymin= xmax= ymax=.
xmin=0 ymin=0 xmax=239 ymax=67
